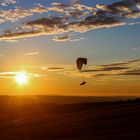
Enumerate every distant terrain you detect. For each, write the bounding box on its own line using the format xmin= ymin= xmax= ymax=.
xmin=0 ymin=96 xmax=140 ymax=140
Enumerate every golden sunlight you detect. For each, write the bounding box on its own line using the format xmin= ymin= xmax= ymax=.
xmin=15 ymin=72 xmax=28 ymax=85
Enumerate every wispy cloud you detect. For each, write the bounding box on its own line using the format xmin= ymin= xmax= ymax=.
xmin=53 ymin=35 xmax=85 ymax=42
xmin=2 ymin=39 xmax=19 ymax=43
xmin=70 ymin=37 xmax=85 ymax=42
xmin=129 ymin=21 xmax=140 ymax=25
xmin=28 ymin=65 xmax=73 ymax=72
xmin=0 ymin=71 xmax=45 ymax=79
xmin=64 ymin=59 xmax=140 ymax=78
xmin=26 ymin=59 xmax=140 ymax=79
xmin=24 ymin=52 xmax=40 ymax=56
xmin=1 ymin=0 xmax=16 ymax=6
xmin=1 ymin=59 xmax=139 ymax=80
xmin=133 ymin=47 xmax=140 ymax=50
xmin=53 ymin=35 xmax=69 ymax=42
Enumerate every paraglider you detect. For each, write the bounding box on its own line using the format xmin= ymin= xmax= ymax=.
xmin=76 ymin=57 xmax=87 ymax=70
xmin=76 ymin=58 xmax=87 ymax=86
xmin=80 ymin=81 xmax=86 ymax=86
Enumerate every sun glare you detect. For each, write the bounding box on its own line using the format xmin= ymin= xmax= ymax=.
xmin=16 ymin=72 xmax=28 ymax=85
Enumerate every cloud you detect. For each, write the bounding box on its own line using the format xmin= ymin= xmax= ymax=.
xmin=53 ymin=35 xmax=69 ymax=42
xmin=70 ymin=0 xmax=80 ymax=6
xmin=96 ymin=1 xmax=132 ymax=14
xmin=120 ymin=69 xmax=140 ymax=75
xmin=1 ymin=0 xmax=16 ymax=6
xmin=0 ymin=17 xmax=125 ymax=40
xmin=24 ymin=52 xmax=40 ymax=56
xmin=1 ymin=39 xmax=19 ymax=43
xmin=0 ymin=6 xmax=48 ymax=23
xmin=26 ymin=65 xmax=73 ymax=72
xmin=123 ymin=10 xmax=140 ymax=18
xmin=133 ymin=47 xmax=140 ymax=50
xmin=47 ymin=67 xmax=66 ymax=71
xmin=64 ymin=59 xmax=140 ymax=78
xmin=70 ymin=37 xmax=85 ymax=42
xmin=0 ymin=30 xmax=43 ymax=40
xmin=0 ymin=71 xmax=45 ymax=79
xmin=18 ymin=59 xmax=140 ymax=79
xmin=129 ymin=21 xmax=140 ymax=25
xmin=52 ymin=35 xmax=85 ymax=42
xmin=27 ymin=59 xmax=140 ymax=79
xmin=66 ymin=11 xmax=84 ymax=18
xmin=0 ymin=0 xmax=140 ymax=40
xmin=53 ymin=33 xmax=86 ymax=42
xmin=0 ymin=18 xmax=5 ymax=24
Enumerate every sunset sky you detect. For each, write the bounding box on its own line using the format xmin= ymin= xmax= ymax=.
xmin=0 ymin=0 xmax=140 ymax=96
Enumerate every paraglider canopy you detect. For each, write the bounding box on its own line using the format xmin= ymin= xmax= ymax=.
xmin=76 ymin=57 xmax=87 ymax=70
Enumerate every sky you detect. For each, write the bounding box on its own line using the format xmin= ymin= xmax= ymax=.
xmin=0 ymin=0 xmax=140 ymax=96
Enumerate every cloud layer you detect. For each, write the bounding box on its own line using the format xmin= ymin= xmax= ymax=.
xmin=0 ymin=59 xmax=139 ymax=80
xmin=0 ymin=71 xmax=44 ymax=79
xmin=64 ymin=59 xmax=140 ymax=78
xmin=24 ymin=58 xmax=140 ymax=79
xmin=0 ymin=0 xmax=140 ymax=40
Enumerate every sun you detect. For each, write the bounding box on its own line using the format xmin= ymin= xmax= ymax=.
xmin=15 ymin=72 xmax=28 ymax=85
